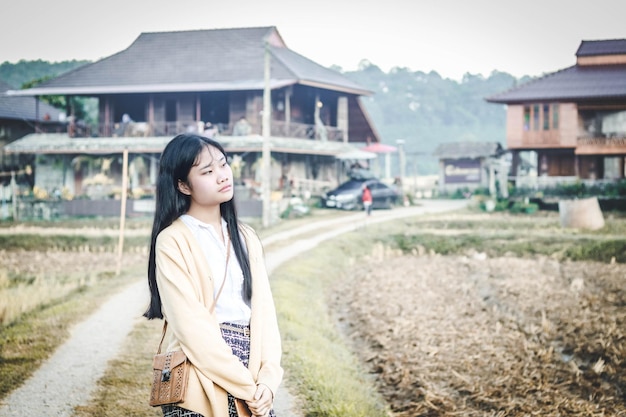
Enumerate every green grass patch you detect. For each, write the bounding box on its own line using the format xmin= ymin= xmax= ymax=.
xmin=373 ymin=212 xmax=626 ymax=263
xmin=0 ymin=234 xmax=149 ymax=252
xmin=564 ymin=238 xmax=626 ymax=263
xmin=272 ymin=229 xmax=390 ymax=417
xmin=0 ymin=217 xmax=153 ymax=230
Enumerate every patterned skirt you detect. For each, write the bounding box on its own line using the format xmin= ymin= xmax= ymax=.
xmin=162 ymin=322 xmax=276 ymax=417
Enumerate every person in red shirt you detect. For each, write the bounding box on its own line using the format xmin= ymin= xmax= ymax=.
xmin=362 ymin=184 xmax=373 ymax=216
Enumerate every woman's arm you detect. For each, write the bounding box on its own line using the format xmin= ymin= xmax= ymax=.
xmin=156 ymin=229 xmax=257 ymax=400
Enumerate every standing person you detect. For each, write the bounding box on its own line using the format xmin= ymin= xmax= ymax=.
xmin=204 ymin=122 xmax=218 ymax=139
xmin=233 ymin=116 xmax=252 ymax=136
xmin=362 ymin=184 xmax=373 ymax=216
xmin=145 ymin=133 xmax=282 ymax=417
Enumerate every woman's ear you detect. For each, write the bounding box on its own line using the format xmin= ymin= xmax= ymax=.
xmin=177 ymin=180 xmax=191 ymax=195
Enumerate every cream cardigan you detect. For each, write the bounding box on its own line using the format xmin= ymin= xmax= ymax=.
xmin=155 ymin=218 xmax=283 ymax=417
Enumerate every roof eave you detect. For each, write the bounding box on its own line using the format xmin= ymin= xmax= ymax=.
xmin=4 ymin=133 xmax=363 ymax=157
xmin=486 ymin=93 xmax=626 ymax=104
xmin=297 ymin=79 xmax=373 ymax=96
xmin=7 ymin=79 xmax=299 ymax=96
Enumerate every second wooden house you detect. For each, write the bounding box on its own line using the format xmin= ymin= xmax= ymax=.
xmin=486 ymin=38 xmax=626 ymax=188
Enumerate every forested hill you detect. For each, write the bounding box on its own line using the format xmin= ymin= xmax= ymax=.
xmin=0 ymin=59 xmax=532 ymax=174
xmin=341 ymin=61 xmax=533 ymax=173
xmin=0 ymin=60 xmax=89 ymax=89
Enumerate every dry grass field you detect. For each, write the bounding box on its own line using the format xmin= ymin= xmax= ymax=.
xmin=330 ymin=212 xmax=626 ymax=416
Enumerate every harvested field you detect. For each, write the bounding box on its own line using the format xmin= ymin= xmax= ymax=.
xmin=0 ymin=249 xmax=147 ymax=325
xmin=331 ymin=248 xmax=626 ymax=416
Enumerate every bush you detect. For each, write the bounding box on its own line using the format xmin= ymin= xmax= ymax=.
xmin=509 ymin=201 xmax=539 ymax=214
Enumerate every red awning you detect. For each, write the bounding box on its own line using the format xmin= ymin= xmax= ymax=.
xmin=361 ymin=143 xmax=397 ymax=153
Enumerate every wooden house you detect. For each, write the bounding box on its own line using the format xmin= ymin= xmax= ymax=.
xmin=433 ymin=141 xmax=505 ymax=195
xmin=0 ymin=80 xmax=64 ymax=173
xmin=4 ymin=26 xmax=380 ymax=217
xmin=486 ymin=39 xmax=626 ymax=187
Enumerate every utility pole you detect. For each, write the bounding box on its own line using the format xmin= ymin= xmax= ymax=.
xmin=261 ymin=42 xmax=272 ymax=227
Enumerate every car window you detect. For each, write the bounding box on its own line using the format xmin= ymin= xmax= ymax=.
xmin=335 ymin=181 xmax=363 ymax=191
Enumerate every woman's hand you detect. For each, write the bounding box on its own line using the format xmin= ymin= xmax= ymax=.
xmin=245 ymin=383 xmax=273 ymax=416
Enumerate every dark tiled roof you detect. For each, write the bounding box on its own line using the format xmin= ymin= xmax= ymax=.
xmin=577 ymin=39 xmax=626 ymax=57
xmin=433 ymin=141 xmax=502 ymax=159
xmin=0 ymin=80 xmax=63 ymax=121
xmin=12 ymin=27 xmax=370 ymax=96
xmin=485 ymin=64 xmax=626 ymax=103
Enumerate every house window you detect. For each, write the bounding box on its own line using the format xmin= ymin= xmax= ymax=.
xmin=543 ymin=104 xmax=550 ymax=130
xmin=523 ymin=106 xmax=530 ymax=131
xmin=533 ymin=105 xmax=540 ymax=130
xmin=524 ymin=103 xmax=559 ymax=132
xmin=552 ymin=104 xmax=559 ymax=129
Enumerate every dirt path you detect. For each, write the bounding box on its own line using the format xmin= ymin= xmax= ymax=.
xmin=0 ymin=200 xmax=468 ymax=416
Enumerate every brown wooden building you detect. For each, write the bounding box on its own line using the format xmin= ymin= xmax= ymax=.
xmin=486 ymin=39 xmax=626 ymax=186
xmin=4 ymin=27 xmax=380 ymax=216
xmin=0 ymin=80 xmax=64 ymax=171
xmin=433 ymin=141 xmax=505 ymax=194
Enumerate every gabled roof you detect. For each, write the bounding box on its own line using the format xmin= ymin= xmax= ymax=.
xmin=486 ymin=38 xmax=626 ymax=104
xmin=9 ymin=26 xmax=371 ymax=97
xmin=485 ymin=64 xmax=626 ymax=104
xmin=0 ymin=80 xmax=63 ymax=121
xmin=577 ymin=39 xmax=626 ymax=57
xmin=433 ymin=141 xmax=503 ymax=159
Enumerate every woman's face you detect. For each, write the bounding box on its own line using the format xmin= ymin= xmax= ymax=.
xmin=178 ymin=145 xmax=234 ymax=208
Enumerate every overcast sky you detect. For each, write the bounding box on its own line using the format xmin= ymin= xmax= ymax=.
xmin=1 ymin=0 xmax=624 ymax=80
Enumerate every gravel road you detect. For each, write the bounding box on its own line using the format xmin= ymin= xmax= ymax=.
xmin=0 ymin=200 xmax=467 ymax=416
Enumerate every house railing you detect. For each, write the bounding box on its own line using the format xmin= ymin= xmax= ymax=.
xmin=35 ymin=120 xmax=346 ymax=142
xmin=270 ymin=121 xmax=345 ymax=141
xmin=578 ymin=136 xmax=626 ymax=147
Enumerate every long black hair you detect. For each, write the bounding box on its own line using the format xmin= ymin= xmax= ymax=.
xmin=144 ymin=133 xmax=252 ymax=320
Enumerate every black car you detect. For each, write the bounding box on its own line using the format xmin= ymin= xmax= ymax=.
xmin=323 ymin=178 xmax=398 ymax=210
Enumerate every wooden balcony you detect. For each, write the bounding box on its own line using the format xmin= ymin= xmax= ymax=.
xmin=576 ymin=136 xmax=626 ymax=155
xmin=270 ymin=121 xmax=345 ymax=141
xmin=37 ymin=120 xmax=346 ymax=142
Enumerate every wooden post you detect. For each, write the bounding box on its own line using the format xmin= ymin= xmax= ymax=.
xmin=262 ymin=42 xmax=272 ymax=227
xmin=285 ymin=87 xmax=291 ymax=135
xmin=10 ymin=171 xmax=17 ymax=221
xmin=116 ymin=149 xmax=129 ymax=276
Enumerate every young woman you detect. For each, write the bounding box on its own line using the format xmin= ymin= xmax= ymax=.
xmin=145 ymin=133 xmax=282 ymax=417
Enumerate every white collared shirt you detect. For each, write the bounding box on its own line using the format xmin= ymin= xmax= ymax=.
xmin=180 ymin=214 xmax=251 ymax=325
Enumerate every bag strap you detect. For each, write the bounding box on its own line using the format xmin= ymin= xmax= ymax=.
xmin=157 ymin=236 xmax=231 ymax=354
xmin=211 ymin=238 xmax=231 ymax=313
